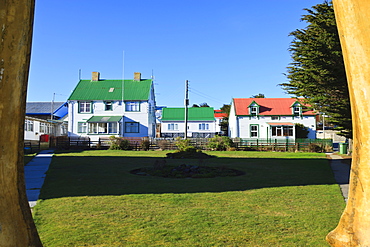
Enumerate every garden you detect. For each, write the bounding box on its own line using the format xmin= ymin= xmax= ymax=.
xmin=30 ymin=147 xmax=346 ymax=246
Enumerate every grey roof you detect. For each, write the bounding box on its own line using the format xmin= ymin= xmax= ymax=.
xmin=26 ymin=102 xmax=65 ymax=114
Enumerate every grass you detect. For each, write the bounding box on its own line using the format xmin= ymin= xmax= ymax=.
xmin=33 ymin=150 xmax=345 ymax=246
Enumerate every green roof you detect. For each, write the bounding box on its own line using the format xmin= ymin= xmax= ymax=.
xmin=87 ymin=116 xmax=122 ymax=122
xmin=161 ymin=107 xmax=215 ymax=121
xmin=68 ymin=79 xmax=152 ymax=101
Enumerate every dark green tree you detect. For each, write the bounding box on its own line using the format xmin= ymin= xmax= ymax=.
xmin=280 ymin=1 xmax=352 ymax=138
xmin=295 ymin=123 xmax=309 ymax=138
xmin=219 ymin=104 xmax=231 ymax=136
xmin=252 ymin=93 xmax=265 ymax=98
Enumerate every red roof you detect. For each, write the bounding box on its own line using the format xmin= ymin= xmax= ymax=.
xmin=233 ymin=98 xmax=316 ymax=116
xmin=214 ymin=109 xmax=228 ymax=118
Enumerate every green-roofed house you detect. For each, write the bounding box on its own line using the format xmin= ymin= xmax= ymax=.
xmin=67 ymin=72 xmax=156 ymax=141
xmin=160 ymin=107 xmax=216 ymax=138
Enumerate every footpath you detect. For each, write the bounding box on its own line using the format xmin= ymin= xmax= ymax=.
xmin=326 ymin=153 xmax=351 ymax=203
xmin=25 ymin=150 xmax=54 ymax=207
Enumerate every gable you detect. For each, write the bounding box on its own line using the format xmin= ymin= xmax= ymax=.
xmin=68 ymin=79 xmax=152 ymax=101
xmin=162 ymin=107 xmax=215 ymax=121
xmin=233 ymin=98 xmax=315 ymax=116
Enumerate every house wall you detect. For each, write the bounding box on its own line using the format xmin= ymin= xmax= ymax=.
xmin=24 ymin=117 xmax=56 ymax=141
xmin=161 ymin=121 xmax=217 ymax=137
xmin=228 ymin=103 xmax=238 ymax=138
xmin=235 ymin=115 xmax=316 ymax=139
xmin=68 ymin=100 xmax=154 ymax=141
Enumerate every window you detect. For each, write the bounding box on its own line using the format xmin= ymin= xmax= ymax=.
xmin=272 ymin=126 xmax=293 ymax=137
xmin=125 ymin=122 xmax=139 ymax=133
xmin=271 ymin=116 xmax=279 ymax=120
xmin=78 ymin=122 xmax=88 ymax=133
xmin=88 ymin=122 xmax=118 ymax=134
xmin=125 ymin=102 xmax=140 ymax=112
xmin=250 ymin=125 xmax=258 ymax=137
xmin=79 ymin=101 xmax=92 ymax=113
xmin=105 ymin=101 xmax=113 ymax=111
xmin=293 ymin=106 xmax=301 ymax=116
xmin=25 ymin=120 xmax=34 ymax=132
xmin=40 ymin=122 xmax=46 ymax=133
xmin=250 ymin=107 xmax=258 ymax=115
xmin=199 ymin=123 xmax=209 ymax=130
xmin=168 ymin=123 xmax=178 ymax=130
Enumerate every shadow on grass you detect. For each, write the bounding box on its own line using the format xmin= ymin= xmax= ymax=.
xmin=39 ymin=153 xmax=340 ymax=200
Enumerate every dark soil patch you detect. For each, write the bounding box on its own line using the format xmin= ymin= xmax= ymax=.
xmin=166 ymin=151 xmax=215 ymax=159
xmin=130 ymin=164 xmax=244 ymax=179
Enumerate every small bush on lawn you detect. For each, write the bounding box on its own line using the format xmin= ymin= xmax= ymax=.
xmin=175 ymin=137 xmax=195 ymax=151
xmin=141 ymin=138 xmax=150 ymax=151
xmin=208 ymin=135 xmax=234 ymax=151
xmin=157 ymin=139 xmax=169 ymax=150
xmin=109 ymin=136 xmax=131 ymax=150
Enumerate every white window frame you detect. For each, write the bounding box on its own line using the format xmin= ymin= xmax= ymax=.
xmin=199 ymin=123 xmax=209 ymax=130
xmin=78 ymin=122 xmax=88 ymax=133
xmin=87 ymin=122 xmax=119 ymax=134
xmin=105 ymin=101 xmax=113 ymax=111
xmin=250 ymin=124 xmax=258 ymax=137
xmin=293 ymin=106 xmax=301 ymax=116
xmin=125 ymin=101 xmax=140 ymax=112
xmin=168 ymin=123 xmax=178 ymax=130
xmin=271 ymin=126 xmax=293 ymax=137
xmin=25 ymin=120 xmax=34 ymax=132
xmin=79 ymin=101 xmax=92 ymax=113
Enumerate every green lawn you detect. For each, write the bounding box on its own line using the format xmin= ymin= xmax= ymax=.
xmin=33 ymin=150 xmax=345 ymax=246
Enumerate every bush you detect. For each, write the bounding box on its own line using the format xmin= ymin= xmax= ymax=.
xmin=141 ymin=138 xmax=150 ymax=151
xmin=175 ymin=137 xmax=195 ymax=151
xmin=157 ymin=139 xmax=169 ymax=150
xmin=207 ymin=136 xmax=234 ymax=151
xmin=109 ymin=136 xmax=131 ymax=150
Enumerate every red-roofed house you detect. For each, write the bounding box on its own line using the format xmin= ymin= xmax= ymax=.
xmin=214 ymin=109 xmax=228 ymax=135
xmin=228 ymin=98 xmax=317 ymax=139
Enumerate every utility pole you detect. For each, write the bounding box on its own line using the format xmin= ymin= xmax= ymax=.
xmin=184 ymin=80 xmax=189 ymax=139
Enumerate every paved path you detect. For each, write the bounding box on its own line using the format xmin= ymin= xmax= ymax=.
xmin=25 ymin=150 xmax=54 ymax=207
xmin=327 ymin=153 xmax=351 ymax=203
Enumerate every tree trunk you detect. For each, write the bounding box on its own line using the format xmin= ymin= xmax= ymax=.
xmin=327 ymin=1 xmax=370 ymax=246
xmin=0 ymin=1 xmax=43 ymax=246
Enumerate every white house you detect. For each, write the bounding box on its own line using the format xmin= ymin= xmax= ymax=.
xmin=25 ymin=102 xmax=69 ymax=141
xmin=67 ymin=72 xmax=156 ymax=141
xmin=228 ymin=98 xmax=317 ymax=140
xmin=160 ymin=107 xmax=216 ymax=138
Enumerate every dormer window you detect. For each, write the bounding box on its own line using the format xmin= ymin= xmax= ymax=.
xmin=291 ymin=101 xmax=303 ymax=116
xmin=293 ymin=106 xmax=301 ymax=115
xmin=248 ymin=101 xmax=260 ymax=116
xmin=250 ymin=107 xmax=258 ymax=115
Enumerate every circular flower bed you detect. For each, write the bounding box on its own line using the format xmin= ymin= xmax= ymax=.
xmin=130 ymin=164 xmax=244 ymax=179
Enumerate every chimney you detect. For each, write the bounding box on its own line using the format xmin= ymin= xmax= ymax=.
xmin=91 ymin=71 xmax=100 ymax=81
xmin=134 ymin=72 xmax=141 ymax=81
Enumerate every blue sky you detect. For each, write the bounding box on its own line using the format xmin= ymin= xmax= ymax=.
xmin=28 ymin=0 xmax=321 ymax=109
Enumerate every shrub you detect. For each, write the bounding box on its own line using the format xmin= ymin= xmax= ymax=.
xmin=141 ymin=138 xmax=150 ymax=151
xmin=175 ymin=137 xmax=195 ymax=151
xmin=308 ymin=143 xmax=322 ymax=152
xmin=207 ymin=136 xmax=234 ymax=151
xmin=157 ymin=139 xmax=169 ymax=150
xmin=109 ymin=136 xmax=131 ymax=150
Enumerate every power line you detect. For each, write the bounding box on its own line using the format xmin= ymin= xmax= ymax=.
xmin=188 ymin=86 xmax=226 ymax=104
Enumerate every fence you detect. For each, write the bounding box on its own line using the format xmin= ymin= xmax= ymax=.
xmin=49 ymin=136 xmax=332 ymax=152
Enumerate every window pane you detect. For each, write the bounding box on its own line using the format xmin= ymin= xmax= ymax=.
xmin=105 ymin=101 xmax=112 ymax=111
xmin=109 ymin=122 xmax=117 ymax=133
xmin=98 ymin=123 xmax=107 ymax=133
xmin=126 ymin=102 xmax=140 ymax=111
xmin=125 ymin=122 xmax=139 ymax=133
